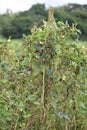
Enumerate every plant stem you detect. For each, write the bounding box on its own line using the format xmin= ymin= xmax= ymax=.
xmin=41 ymin=68 xmax=47 ymax=129
xmin=42 ymin=68 xmax=45 ymax=117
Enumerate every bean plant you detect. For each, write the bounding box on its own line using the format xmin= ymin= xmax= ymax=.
xmin=23 ymin=17 xmax=87 ymax=130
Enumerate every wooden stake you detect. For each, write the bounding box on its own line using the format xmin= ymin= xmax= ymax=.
xmin=48 ymin=7 xmax=54 ymax=22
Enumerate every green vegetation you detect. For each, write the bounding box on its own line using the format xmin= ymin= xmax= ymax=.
xmin=0 ymin=12 xmax=87 ymax=130
xmin=0 ymin=3 xmax=87 ymax=40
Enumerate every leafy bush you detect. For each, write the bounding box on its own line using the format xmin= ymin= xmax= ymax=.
xmin=0 ymin=17 xmax=87 ymax=130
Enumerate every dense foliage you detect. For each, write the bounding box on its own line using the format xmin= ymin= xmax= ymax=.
xmin=0 ymin=3 xmax=87 ymax=40
xmin=0 ymin=16 xmax=87 ymax=129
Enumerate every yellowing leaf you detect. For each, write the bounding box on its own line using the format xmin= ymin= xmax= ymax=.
xmin=62 ymin=75 xmax=66 ymax=81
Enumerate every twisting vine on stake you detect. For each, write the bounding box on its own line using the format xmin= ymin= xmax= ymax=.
xmin=41 ymin=7 xmax=55 ymax=128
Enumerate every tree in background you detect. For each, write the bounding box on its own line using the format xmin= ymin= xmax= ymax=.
xmin=0 ymin=3 xmax=87 ymax=40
